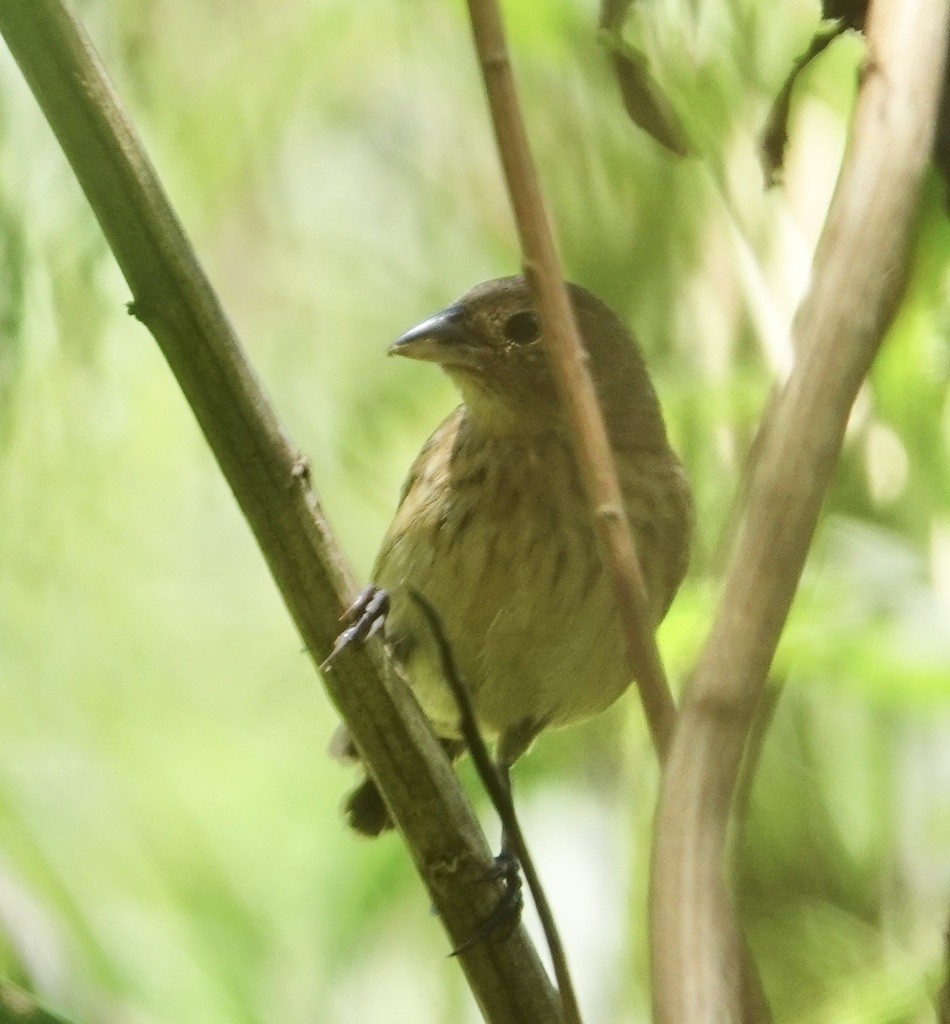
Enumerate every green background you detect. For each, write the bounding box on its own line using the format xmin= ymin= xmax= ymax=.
xmin=1 ymin=1 xmax=948 ymax=1022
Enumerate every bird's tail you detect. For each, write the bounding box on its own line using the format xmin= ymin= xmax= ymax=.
xmin=344 ymin=777 xmax=395 ymax=837
xmin=330 ymin=724 xmax=465 ymax=837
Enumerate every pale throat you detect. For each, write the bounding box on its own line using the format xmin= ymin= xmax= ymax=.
xmin=446 ymin=369 xmax=563 ymax=439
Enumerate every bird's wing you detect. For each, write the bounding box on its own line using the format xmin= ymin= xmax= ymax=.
xmin=371 ymin=404 xmax=466 ymax=577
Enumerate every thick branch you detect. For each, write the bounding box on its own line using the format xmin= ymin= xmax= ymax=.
xmin=0 ymin=3 xmax=563 ymax=1021
xmin=465 ymin=0 xmax=676 ymax=759
xmin=650 ymin=1 xmax=950 ymax=1022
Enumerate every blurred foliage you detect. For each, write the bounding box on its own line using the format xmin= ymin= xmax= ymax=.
xmin=0 ymin=1 xmax=948 ymax=1023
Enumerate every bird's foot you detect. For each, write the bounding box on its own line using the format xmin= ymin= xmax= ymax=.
xmin=450 ymin=851 xmax=523 ymax=956
xmin=320 ymin=585 xmax=390 ymax=670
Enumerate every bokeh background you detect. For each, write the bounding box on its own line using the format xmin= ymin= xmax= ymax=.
xmin=1 ymin=1 xmax=948 ymax=1022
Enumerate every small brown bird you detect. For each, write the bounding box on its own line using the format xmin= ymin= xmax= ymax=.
xmin=330 ymin=276 xmax=692 ymax=836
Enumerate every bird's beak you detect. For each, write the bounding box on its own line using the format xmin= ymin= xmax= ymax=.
xmin=388 ymin=305 xmax=482 ymax=369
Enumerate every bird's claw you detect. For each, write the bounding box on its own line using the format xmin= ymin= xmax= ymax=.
xmin=450 ymin=852 xmax=523 ymax=956
xmin=320 ymin=585 xmax=390 ymax=671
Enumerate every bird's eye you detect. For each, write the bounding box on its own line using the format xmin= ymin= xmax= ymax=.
xmin=502 ymin=310 xmax=540 ymax=344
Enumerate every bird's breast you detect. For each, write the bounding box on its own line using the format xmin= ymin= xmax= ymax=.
xmin=375 ymin=421 xmax=639 ymax=740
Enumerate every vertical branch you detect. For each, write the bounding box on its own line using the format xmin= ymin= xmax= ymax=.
xmin=463 ymin=5 xmax=775 ymax=1020
xmin=650 ymin=1 xmax=950 ymax=1022
xmin=464 ymin=0 xmax=676 ymax=759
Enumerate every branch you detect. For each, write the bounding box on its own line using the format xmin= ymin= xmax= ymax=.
xmin=650 ymin=1 xmax=950 ymax=1021
xmin=464 ymin=0 xmax=676 ymax=760
xmin=0 ymin=3 xmax=564 ymax=1021
xmin=409 ymin=592 xmax=582 ymax=1024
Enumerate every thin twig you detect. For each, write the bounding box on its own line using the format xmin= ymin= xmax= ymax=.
xmin=463 ymin=5 xmax=773 ymax=1018
xmin=409 ymin=590 xmax=583 ymax=1024
xmin=464 ymin=0 xmax=675 ymax=760
xmin=464 ymin=7 xmax=773 ymax=1018
xmin=650 ymin=1 xmax=950 ymax=1021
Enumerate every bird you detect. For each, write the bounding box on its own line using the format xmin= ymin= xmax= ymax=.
xmin=328 ymin=276 xmax=693 ymax=838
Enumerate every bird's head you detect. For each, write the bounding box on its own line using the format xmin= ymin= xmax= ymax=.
xmin=389 ymin=276 xmax=667 ymax=447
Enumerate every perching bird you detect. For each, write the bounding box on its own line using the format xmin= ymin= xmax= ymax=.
xmin=329 ymin=276 xmax=693 ymax=836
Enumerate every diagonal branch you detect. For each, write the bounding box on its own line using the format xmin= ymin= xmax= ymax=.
xmin=0 ymin=3 xmax=564 ymax=1022
xmin=464 ymin=0 xmax=676 ymax=761
xmin=649 ymin=1 xmax=950 ymax=1021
